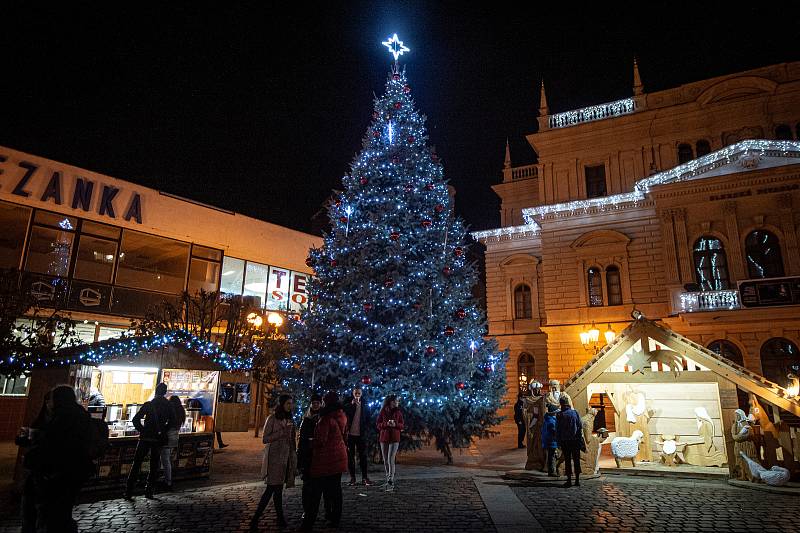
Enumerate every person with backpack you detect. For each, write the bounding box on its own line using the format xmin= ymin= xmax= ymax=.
xmin=25 ymin=385 xmax=94 ymax=532
xmin=125 ymin=382 xmax=176 ymax=499
xmin=376 ymin=395 xmax=404 ymax=491
xmin=159 ymin=395 xmax=186 ymax=491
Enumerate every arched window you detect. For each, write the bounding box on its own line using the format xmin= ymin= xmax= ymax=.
xmin=760 ymin=338 xmax=800 ymax=386
xmin=775 ymin=124 xmax=793 ymax=140
xmin=678 ymin=143 xmax=694 ymax=164
xmin=587 ymin=267 xmax=603 ymax=307
xmin=695 ymin=139 xmax=711 ymax=157
xmin=745 ymin=230 xmax=784 ymax=279
xmin=606 ymin=265 xmax=622 ymax=306
xmin=514 ymin=284 xmax=532 ymax=319
xmin=518 ymin=353 xmax=536 ymax=395
xmin=708 ymin=340 xmax=743 ymax=366
xmin=693 ymin=236 xmax=729 ymax=290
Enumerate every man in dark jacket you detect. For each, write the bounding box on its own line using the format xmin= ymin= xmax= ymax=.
xmin=513 ymin=394 xmax=526 ymax=448
xmin=125 ymin=382 xmax=176 ymax=499
xmin=343 ymin=387 xmax=372 ymax=486
xmin=299 ymin=393 xmax=330 ymax=521
xmin=555 ymin=395 xmax=584 ymax=487
xmin=29 ymin=385 xmax=93 ymax=532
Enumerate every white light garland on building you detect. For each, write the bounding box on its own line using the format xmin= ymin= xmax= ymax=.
xmin=549 ymin=97 xmax=635 ymax=129
xmin=471 ymin=224 xmax=539 ymax=241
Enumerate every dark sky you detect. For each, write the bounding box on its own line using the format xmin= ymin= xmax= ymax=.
xmin=2 ymin=3 xmax=798 ymax=234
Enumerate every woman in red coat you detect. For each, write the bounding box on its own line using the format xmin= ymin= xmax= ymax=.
xmin=376 ymin=395 xmax=404 ymax=491
xmin=302 ymin=391 xmax=347 ymax=531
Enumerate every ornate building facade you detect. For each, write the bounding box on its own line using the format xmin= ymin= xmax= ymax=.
xmin=474 ymin=61 xmax=800 ymax=415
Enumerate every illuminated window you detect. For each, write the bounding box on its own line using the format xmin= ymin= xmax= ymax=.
xmin=693 ymin=237 xmax=729 ymax=290
xmin=588 ymin=267 xmax=603 ymax=307
xmin=518 ymin=353 xmax=535 ymax=395
xmin=695 ymin=139 xmax=711 ymax=157
xmin=514 ymin=284 xmax=532 ymax=319
xmin=678 ymin=143 xmax=694 ymax=164
xmin=606 ymin=266 xmax=622 ymax=306
xmin=0 ymin=375 xmax=29 ymax=396
xmin=220 ymin=256 xmax=245 ymax=295
xmin=584 ymin=165 xmax=607 ymax=199
xmin=115 ymin=230 xmax=190 ymax=293
xmin=760 ymin=338 xmax=800 ymax=386
xmin=745 ymin=230 xmax=784 ymax=279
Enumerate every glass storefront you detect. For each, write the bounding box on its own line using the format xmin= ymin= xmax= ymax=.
xmin=0 ymin=202 xmax=30 ymax=269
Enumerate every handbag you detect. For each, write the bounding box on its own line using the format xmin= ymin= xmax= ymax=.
xmin=260 ymin=442 xmax=271 ymax=482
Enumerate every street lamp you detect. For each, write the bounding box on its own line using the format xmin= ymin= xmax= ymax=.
xmin=246 ymin=312 xmax=264 ymax=328
xmin=267 ymin=312 xmax=284 ymax=338
xmin=580 ymin=322 xmax=614 ymax=354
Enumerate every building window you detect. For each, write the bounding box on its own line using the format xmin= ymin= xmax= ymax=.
xmin=606 ymin=266 xmax=622 ymax=306
xmin=187 ymin=245 xmax=222 ymax=295
xmin=115 ymin=230 xmax=190 ymax=294
xmin=588 ymin=267 xmax=603 ymax=307
xmin=745 ymin=230 xmax=784 ymax=279
xmin=243 ymin=261 xmax=270 ymax=307
xmin=25 ymin=212 xmax=77 ymax=277
xmin=514 ymin=284 xmax=532 ymax=319
xmin=518 ymin=353 xmax=535 ymax=395
xmin=775 ymin=124 xmax=793 ymax=140
xmin=760 ymin=338 xmax=800 ymax=386
xmin=0 ymin=201 xmax=31 ymax=269
xmin=695 ymin=139 xmax=711 ymax=157
xmin=708 ymin=340 xmax=743 ymax=366
xmin=73 ymin=234 xmax=118 ymax=283
xmin=693 ymin=237 xmax=729 ymax=290
xmin=0 ymin=375 xmax=29 ymax=396
xmin=678 ymin=143 xmax=694 ymax=164
xmin=584 ymin=165 xmax=607 ymax=199
xmin=220 ymin=256 xmax=245 ymax=295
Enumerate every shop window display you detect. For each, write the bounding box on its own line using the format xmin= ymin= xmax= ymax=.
xmin=220 ymin=256 xmax=245 ymax=296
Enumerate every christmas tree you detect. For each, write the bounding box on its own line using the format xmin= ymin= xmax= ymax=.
xmin=283 ymin=36 xmax=507 ymax=462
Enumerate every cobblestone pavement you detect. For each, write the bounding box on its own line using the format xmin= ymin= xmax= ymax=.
xmin=513 ymin=476 xmax=800 ymax=533
xmin=0 ymin=476 xmax=494 ymax=533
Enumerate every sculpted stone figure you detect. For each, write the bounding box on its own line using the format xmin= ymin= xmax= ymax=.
xmin=731 ymin=409 xmax=757 ymax=481
xmin=523 ymin=381 xmax=546 ymax=471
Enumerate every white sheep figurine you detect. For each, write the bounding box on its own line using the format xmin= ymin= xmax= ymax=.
xmin=739 ymin=451 xmax=791 ymax=487
xmin=611 ymin=430 xmax=644 ymax=467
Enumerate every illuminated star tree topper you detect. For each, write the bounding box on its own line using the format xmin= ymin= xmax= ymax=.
xmin=382 ymin=33 xmax=410 ymax=61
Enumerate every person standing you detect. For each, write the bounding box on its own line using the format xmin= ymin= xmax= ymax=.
xmin=251 ymin=394 xmax=297 ymax=530
xmin=125 ymin=383 xmax=176 ymax=499
xmin=376 ymin=395 xmax=404 ymax=491
xmin=301 ymin=391 xmax=347 ymax=532
xmin=555 ymin=395 xmax=584 ymax=487
xmin=298 ymin=393 xmax=331 ymax=522
xmin=541 ymin=403 xmax=559 ymax=476
xmin=343 ymin=387 xmax=372 ymax=486
xmin=16 ymin=391 xmax=52 ymax=533
xmin=513 ymin=394 xmax=526 ymax=449
xmin=29 ymin=385 xmax=93 ymax=532
xmin=159 ymin=396 xmax=186 ymax=491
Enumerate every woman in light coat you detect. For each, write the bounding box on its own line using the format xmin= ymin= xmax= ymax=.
xmin=250 ymin=394 xmax=296 ymax=530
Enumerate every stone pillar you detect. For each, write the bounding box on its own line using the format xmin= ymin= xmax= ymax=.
xmin=660 ymin=210 xmax=679 ymax=283
xmin=777 ymin=193 xmax=800 ymax=275
xmin=673 ymin=208 xmax=694 ymax=283
xmin=722 ymin=201 xmax=746 ymax=282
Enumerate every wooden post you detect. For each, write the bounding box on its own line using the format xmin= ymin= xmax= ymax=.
xmin=717 ymin=377 xmax=739 ymax=476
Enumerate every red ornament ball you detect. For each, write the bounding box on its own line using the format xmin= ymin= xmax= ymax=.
xmin=413 ymin=303 xmax=423 ymax=310
xmin=361 ymin=375 xmax=372 ymax=385
xmin=483 ymin=366 xmax=493 ymax=373
xmin=372 ymin=111 xmax=379 ymax=120
xmin=403 ymin=85 xmax=411 ymax=94
xmin=425 ymin=346 xmax=436 ymax=355
xmin=392 ymin=156 xmax=400 ymax=164
xmin=330 ymin=259 xmax=338 ymax=267
xmin=456 ymin=382 xmax=466 ymax=390
xmin=394 ymin=102 xmax=402 ymax=110
xmin=334 ymin=199 xmax=341 ymax=207
xmin=454 ymin=247 xmax=464 ymax=257
xmin=442 ymin=266 xmax=451 ymax=276
xmin=407 ymin=136 xmax=415 ymax=143
xmin=435 ymin=204 xmax=444 ymax=213
xmin=390 ymin=231 xmax=400 ymax=241
xmin=363 ymin=303 xmax=372 ymax=312
xmin=431 ymin=153 xmax=439 ymax=162
xmin=392 ymin=73 xmax=401 ymax=81
xmin=421 ymin=219 xmax=432 ymax=228
xmin=384 ymin=277 xmax=394 ymax=288
xmin=444 ymin=326 xmax=455 ymax=336
xmin=456 ymin=309 xmax=466 ymax=319
xmin=373 ymin=130 xmax=380 ymax=138
xmin=305 ymin=257 xmax=314 ymax=267
xmin=339 ymin=216 xmax=348 ymax=223
xmin=404 ymin=183 xmax=413 ymax=192
xmin=425 ymin=183 xmax=435 ymax=191
xmin=360 ymin=177 xmax=369 ymax=186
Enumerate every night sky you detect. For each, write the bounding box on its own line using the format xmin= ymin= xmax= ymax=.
xmin=2 ymin=3 xmax=798 ymax=235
